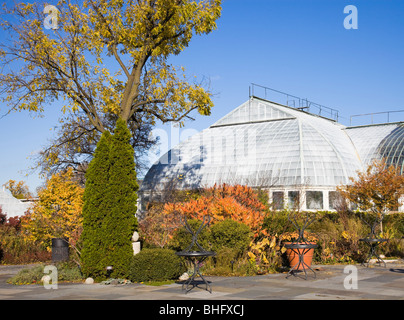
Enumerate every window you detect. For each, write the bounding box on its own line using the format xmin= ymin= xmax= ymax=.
xmin=306 ymin=191 xmax=323 ymax=210
xmin=328 ymin=191 xmax=340 ymax=210
xmin=288 ymin=191 xmax=300 ymax=210
xmin=272 ymin=192 xmax=284 ymax=210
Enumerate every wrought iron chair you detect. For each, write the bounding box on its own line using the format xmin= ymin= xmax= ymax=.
xmin=175 ymin=215 xmax=216 ymax=293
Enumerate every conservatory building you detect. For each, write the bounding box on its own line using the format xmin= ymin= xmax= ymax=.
xmin=139 ymin=95 xmax=404 ymax=212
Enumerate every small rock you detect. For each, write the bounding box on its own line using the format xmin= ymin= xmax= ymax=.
xmin=85 ymin=277 xmax=94 ymax=284
xmin=179 ymin=273 xmax=189 ymax=281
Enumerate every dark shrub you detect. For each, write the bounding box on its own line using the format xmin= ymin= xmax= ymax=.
xmin=128 ymin=248 xmax=186 ymax=282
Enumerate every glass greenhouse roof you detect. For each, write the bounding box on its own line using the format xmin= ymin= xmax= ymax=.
xmin=141 ymin=97 xmax=391 ymax=192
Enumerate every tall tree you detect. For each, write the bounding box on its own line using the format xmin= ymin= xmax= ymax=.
xmin=0 ymin=0 xmax=221 ymax=130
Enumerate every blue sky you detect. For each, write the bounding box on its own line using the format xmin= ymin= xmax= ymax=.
xmin=1 ymin=0 xmax=404 ymax=194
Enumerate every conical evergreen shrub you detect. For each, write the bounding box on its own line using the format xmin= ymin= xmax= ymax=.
xmin=104 ymin=118 xmax=138 ymax=278
xmin=81 ymin=118 xmax=139 ymax=280
xmin=81 ymin=131 xmax=112 ymax=279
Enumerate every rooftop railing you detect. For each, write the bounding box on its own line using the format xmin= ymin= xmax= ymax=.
xmin=350 ymin=110 xmax=404 ymax=126
xmin=249 ymin=83 xmax=340 ymax=122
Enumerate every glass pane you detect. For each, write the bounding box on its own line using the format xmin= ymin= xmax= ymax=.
xmin=328 ymin=191 xmax=339 ymax=210
xmin=306 ymin=191 xmax=323 ymax=210
xmin=288 ymin=191 xmax=300 ymax=210
xmin=272 ymin=191 xmax=284 ymax=210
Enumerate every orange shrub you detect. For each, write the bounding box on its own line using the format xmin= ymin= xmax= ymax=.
xmin=163 ymin=184 xmax=267 ymax=237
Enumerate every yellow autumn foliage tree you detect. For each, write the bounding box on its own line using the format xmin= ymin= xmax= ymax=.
xmin=0 ymin=0 xmax=221 ymax=131
xmin=0 ymin=0 xmax=222 ymax=193
xmin=22 ymin=168 xmax=84 ymax=251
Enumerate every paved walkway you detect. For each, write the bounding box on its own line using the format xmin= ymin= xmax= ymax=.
xmin=1 ymin=261 xmax=404 ymax=301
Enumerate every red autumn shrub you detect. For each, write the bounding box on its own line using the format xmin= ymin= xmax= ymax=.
xmin=0 ymin=207 xmax=50 ymax=264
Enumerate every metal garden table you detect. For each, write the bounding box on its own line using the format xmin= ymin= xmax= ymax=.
xmin=176 ymin=250 xmax=216 ymax=293
xmin=359 ymin=238 xmax=388 ymax=267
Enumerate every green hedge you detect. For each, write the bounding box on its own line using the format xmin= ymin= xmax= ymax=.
xmin=168 ymin=218 xmax=253 ymax=254
xmin=210 ymin=219 xmax=252 ymax=253
xmin=128 ymin=248 xmax=186 ymax=282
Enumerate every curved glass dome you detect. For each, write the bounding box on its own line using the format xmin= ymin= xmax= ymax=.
xmin=346 ymin=123 xmax=404 ymax=174
xmin=378 ymin=125 xmax=404 ymax=174
xmin=141 ymin=97 xmax=364 ymax=192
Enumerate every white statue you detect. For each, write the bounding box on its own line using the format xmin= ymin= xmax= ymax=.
xmin=131 ymin=231 xmax=141 ymax=255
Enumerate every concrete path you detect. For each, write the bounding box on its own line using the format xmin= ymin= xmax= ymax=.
xmin=1 ymin=262 xmax=404 ymax=300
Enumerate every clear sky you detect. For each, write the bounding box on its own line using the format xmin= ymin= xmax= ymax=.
xmin=1 ymin=0 xmax=404 ymax=194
